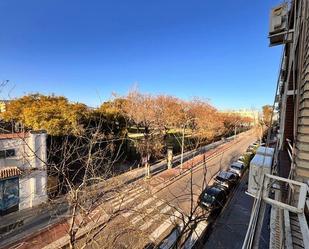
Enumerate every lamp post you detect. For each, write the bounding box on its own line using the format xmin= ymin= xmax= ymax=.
xmin=180 ymin=125 xmax=185 ymax=170
xmin=180 ymin=117 xmax=198 ymax=171
xmin=234 ymin=125 xmax=237 ymax=139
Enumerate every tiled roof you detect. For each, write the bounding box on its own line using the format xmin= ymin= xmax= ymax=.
xmin=0 ymin=132 xmax=29 ymax=140
xmin=0 ymin=166 xmax=22 ymax=179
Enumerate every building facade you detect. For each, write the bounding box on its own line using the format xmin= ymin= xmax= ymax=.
xmin=243 ymin=1 xmax=309 ymax=248
xmin=0 ymin=131 xmax=48 ymax=214
xmin=221 ymin=109 xmax=261 ymax=125
xmin=274 ymin=0 xmax=309 ymax=183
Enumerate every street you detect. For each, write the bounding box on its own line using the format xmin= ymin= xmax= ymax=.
xmin=69 ymin=130 xmax=258 ymax=249
xmin=2 ymin=130 xmax=258 ymax=249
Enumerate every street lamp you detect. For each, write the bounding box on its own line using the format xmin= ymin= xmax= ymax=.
xmin=180 ymin=117 xmax=198 ymax=171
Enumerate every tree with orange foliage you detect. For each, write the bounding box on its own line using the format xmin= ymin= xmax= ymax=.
xmin=1 ymin=94 xmax=89 ymax=136
xmin=121 ymin=91 xmax=166 ymax=178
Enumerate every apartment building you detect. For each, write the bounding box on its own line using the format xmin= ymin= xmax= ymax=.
xmin=243 ymin=1 xmax=309 ymax=248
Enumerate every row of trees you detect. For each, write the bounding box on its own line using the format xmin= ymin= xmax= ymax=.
xmin=1 ymin=92 xmax=254 ymax=178
xmin=1 ymin=92 xmax=254 ymax=136
xmin=0 ymin=91 xmax=256 ymax=248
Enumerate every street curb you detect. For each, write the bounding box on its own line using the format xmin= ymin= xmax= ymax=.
xmin=151 ymin=138 xmax=242 ymax=194
xmin=3 ymin=130 xmax=255 ymax=249
xmin=151 ymin=129 xmax=255 ymax=193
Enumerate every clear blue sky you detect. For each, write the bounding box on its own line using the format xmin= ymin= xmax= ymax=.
xmin=0 ymin=0 xmax=282 ymax=110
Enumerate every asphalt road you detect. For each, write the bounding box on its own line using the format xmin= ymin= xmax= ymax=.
xmin=71 ymin=131 xmax=258 ymax=249
xmin=0 ymin=135 xmax=227 ymax=249
xmin=156 ymin=132 xmax=257 ymax=215
xmin=2 ymin=130 xmax=258 ymax=249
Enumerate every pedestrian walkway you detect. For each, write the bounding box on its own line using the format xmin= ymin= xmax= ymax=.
xmin=1 ymin=130 xmax=254 ymax=249
xmin=146 ymin=137 xmax=241 ymax=192
xmin=0 ymin=136 xmax=224 ymax=248
xmin=7 ymin=180 xmax=208 ymax=249
xmin=203 ymin=171 xmax=270 ymax=249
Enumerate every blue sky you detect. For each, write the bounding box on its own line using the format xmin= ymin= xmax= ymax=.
xmin=0 ymin=0 xmax=282 ymax=110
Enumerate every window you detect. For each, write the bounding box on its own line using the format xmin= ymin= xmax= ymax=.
xmin=231 ymin=165 xmax=240 ymax=170
xmin=0 ymin=177 xmax=19 ymax=212
xmin=6 ymin=149 xmax=15 ymax=157
xmin=0 ymin=149 xmax=16 ymax=159
xmin=0 ymin=151 xmax=5 ymax=159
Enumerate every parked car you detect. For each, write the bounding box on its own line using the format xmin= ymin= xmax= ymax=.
xmin=198 ymin=185 xmax=227 ymax=213
xmin=252 ymin=141 xmax=265 ymax=147
xmin=238 ymin=155 xmax=245 ymax=162
xmin=229 ymin=161 xmax=245 ymax=177
xmin=246 ymin=145 xmax=257 ymax=153
xmin=228 ymin=170 xmax=240 ymax=180
xmin=212 ymin=182 xmax=230 ymax=195
xmin=251 ymin=141 xmax=260 ymax=147
xmin=243 ymin=151 xmax=253 ymax=158
xmin=214 ymin=171 xmax=238 ymax=189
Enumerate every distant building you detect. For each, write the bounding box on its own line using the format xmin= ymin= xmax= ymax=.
xmin=221 ymin=109 xmax=261 ymax=125
xmin=0 ymin=131 xmax=48 ymax=215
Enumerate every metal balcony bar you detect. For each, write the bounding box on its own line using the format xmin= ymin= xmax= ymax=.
xmin=286 ymin=138 xmax=293 ymax=161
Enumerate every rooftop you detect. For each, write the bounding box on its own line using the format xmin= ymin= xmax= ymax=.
xmin=0 ymin=166 xmax=22 ymax=179
xmin=0 ymin=132 xmax=29 ymax=140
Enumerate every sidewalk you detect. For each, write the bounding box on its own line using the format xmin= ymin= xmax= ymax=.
xmin=203 ymin=171 xmax=270 ymax=249
xmin=0 ymin=137 xmax=223 ymax=237
xmin=0 ymin=200 xmax=69 ymax=249
xmin=0 ymin=130 xmax=254 ymax=249
xmin=145 ymin=136 xmax=242 ymax=192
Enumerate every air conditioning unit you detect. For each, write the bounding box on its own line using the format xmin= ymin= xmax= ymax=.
xmin=269 ymin=4 xmax=291 ymax=46
xmin=256 ymin=146 xmax=275 ymax=157
xmin=270 ymin=4 xmax=288 ymax=34
xmin=248 ymin=154 xmax=273 ymax=197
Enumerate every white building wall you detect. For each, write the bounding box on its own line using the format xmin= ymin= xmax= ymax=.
xmin=19 ymin=170 xmax=47 ymax=210
xmin=0 ymin=131 xmax=47 ymax=169
xmin=0 ymin=131 xmax=48 ymax=210
xmin=0 ymin=138 xmax=25 ymax=168
xmin=25 ymin=132 xmax=47 ymax=169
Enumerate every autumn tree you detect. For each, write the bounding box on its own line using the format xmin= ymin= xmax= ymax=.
xmin=262 ymin=105 xmax=273 ymax=127
xmin=1 ymin=94 xmax=89 ymax=136
xmin=122 ymin=91 xmax=164 ymax=177
xmin=153 ymin=95 xmax=185 ymax=132
xmin=187 ymin=98 xmax=224 ymax=140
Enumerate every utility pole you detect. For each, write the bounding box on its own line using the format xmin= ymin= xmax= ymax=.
xmin=180 ymin=126 xmax=185 ymax=170
xmin=234 ymin=125 xmax=237 ymax=139
xmin=146 ymin=160 xmax=150 ymax=179
xmin=259 ymin=124 xmax=263 ymax=144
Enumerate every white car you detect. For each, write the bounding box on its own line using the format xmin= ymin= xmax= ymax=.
xmin=229 ymin=162 xmax=245 ymax=177
xmin=238 ymin=155 xmax=245 ymax=163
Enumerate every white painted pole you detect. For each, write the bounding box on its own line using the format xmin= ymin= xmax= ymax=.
xmin=180 ymin=126 xmax=185 ymax=170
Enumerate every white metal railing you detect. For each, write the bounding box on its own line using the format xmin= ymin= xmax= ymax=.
xmin=242 ymin=172 xmax=309 ymax=249
xmin=242 ymin=174 xmax=265 ymax=249
xmin=263 ymin=174 xmax=308 ymax=213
